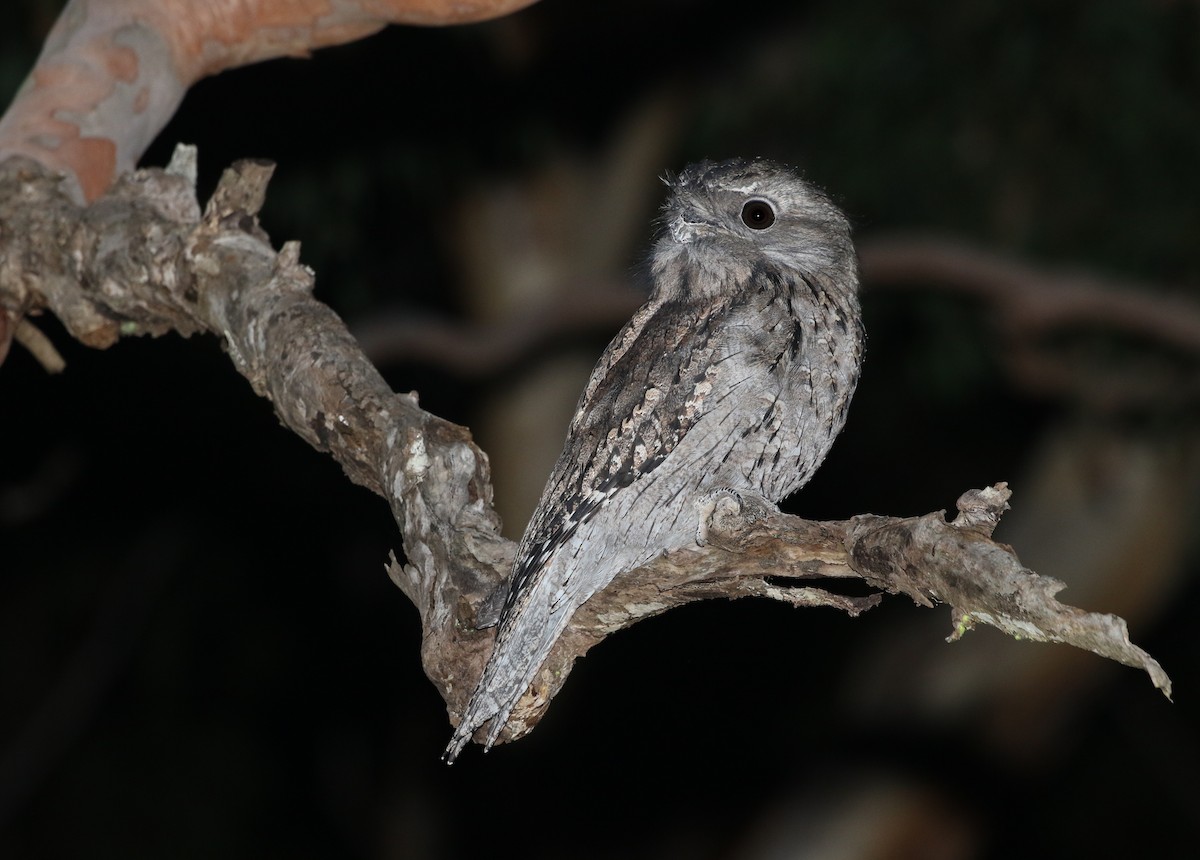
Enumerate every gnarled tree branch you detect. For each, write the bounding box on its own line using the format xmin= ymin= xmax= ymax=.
xmin=0 ymin=150 xmax=1171 ymax=750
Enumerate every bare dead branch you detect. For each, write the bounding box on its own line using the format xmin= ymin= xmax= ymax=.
xmin=0 ymin=147 xmax=512 ymax=722
xmin=0 ymin=151 xmax=1172 ymax=752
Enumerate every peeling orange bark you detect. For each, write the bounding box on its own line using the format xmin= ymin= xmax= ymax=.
xmin=0 ymin=0 xmax=541 ymax=201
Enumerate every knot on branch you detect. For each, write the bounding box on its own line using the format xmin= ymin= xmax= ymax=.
xmin=951 ymin=483 xmax=1011 ymax=537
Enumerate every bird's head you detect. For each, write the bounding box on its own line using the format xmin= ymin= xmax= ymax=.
xmin=652 ymin=158 xmax=856 ymax=300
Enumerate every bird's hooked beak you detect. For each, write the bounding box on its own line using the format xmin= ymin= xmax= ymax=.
xmin=667 ymin=198 xmax=720 ymax=245
xmin=670 ymin=217 xmax=718 ymax=244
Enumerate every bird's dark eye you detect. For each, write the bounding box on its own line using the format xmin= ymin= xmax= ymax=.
xmin=741 ymin=200 xmax=775 ymax=230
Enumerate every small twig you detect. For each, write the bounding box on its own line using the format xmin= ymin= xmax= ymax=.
xmin=0 ymin=310 xmax=10 ymax=365
xmin=12 ymin=318 xmax=66 ymax=373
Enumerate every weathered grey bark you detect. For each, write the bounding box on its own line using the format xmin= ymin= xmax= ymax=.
xmin=0 ymin=148 xmax=1170 ymax=749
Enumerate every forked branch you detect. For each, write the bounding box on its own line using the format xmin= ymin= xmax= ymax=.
xmin=0 ymin=150 xmax=1170 ymax=749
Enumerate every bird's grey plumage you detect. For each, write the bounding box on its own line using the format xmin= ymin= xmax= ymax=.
xmin=444 ymin=157 xmax=863 ymax=761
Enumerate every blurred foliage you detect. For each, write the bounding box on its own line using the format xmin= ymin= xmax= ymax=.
xmin=2 ymin=1 xmax=1199 ymax=858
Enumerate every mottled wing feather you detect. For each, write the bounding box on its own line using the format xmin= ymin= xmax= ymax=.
xmin=501 ymin=295 xmax=734 ymax=616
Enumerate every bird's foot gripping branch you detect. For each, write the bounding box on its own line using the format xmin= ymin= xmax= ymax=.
xmin=430 ymin=481 xmax=1171 ymax=758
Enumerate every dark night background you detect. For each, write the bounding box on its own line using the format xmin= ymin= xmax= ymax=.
xmin=2 ymin=1 xmax=1199 ymax=857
